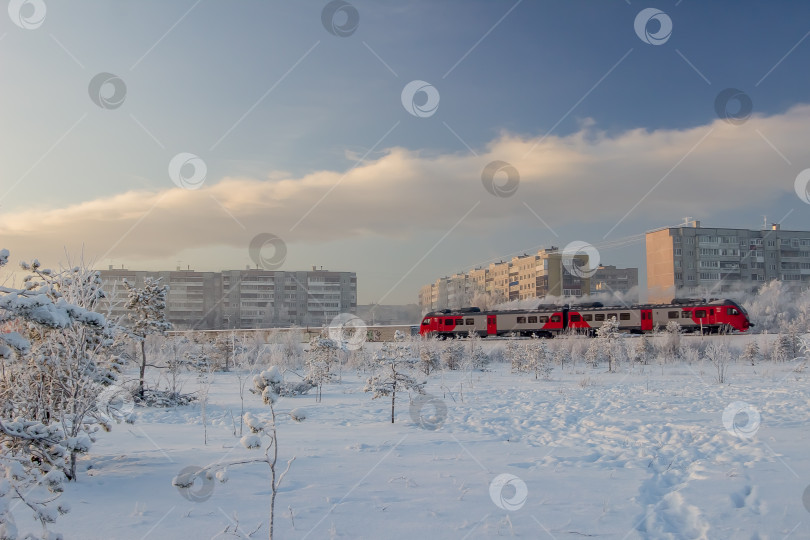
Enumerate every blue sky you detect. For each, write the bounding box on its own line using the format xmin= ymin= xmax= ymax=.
xmin=2 ymin=0 xmax=810 ymax=304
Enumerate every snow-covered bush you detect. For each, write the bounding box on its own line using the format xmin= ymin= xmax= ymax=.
xmin=252 ymin=366 xmax=314 ymax=399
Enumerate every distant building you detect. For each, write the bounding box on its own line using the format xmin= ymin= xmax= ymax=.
xmin=590 ymin=265 xmax=639 ymax=295
xmin=355 ymin=304 xmax=421 ymax=326
xmin=419 ymin=247 xmax=591 ymax=313
xmin=646 ymin=220 xmax=810 ymax=302
xmin=99 ymin=266 xmax=357 ymax=330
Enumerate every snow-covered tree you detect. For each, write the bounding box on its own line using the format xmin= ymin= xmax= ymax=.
xmin=440 ymin=341 xmax=464 ymax=371
xmin=122 ymin=277 xmax=172 ymax=398
xmin=364 ymin=342 xmax=425 ymax=423
xmin=416 ymin=336 xmax=441 ymax=376
xmin=175 ymin=391 xmax=299 ymax=539
xmin=741 ymin=341 xmax=761 ymax=366
xmin=466 ymin=332 xmax=490 ymax=370
xmin=770 ymin=334 xmax=791 ymax=363
xmin=660 ymin=320 xmax=682 ymax=359
xmin=0 ymin=251 xmax=119 ymax=537
xmin=705 ymin=341 xmax=732 ymax=383
xmin=596 ymin=317 xmax=624 ymax=372
xmin=504 ymin=340 xmax=523 ymax=373
xmin=522 ymin=338 xmax=552 ymax=380
xmin=585 ymin=340 xmax=602 ymax=368
xmin=305 ymin=337 xmax=338 ymax=402
xmin=632 ymin=333 xmax=654 ymax=365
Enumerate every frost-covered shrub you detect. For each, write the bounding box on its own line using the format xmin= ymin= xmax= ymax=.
xmin=440 ymin=342 xmax=464 ymax=370
xmin=252 ymin=366 xmax=314 ymax=399
xmin=465 ymin=333 xmax=490 ymax=371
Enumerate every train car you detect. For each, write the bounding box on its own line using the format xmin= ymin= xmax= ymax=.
xmin=419 ymin=299 xmax=752 ymax=339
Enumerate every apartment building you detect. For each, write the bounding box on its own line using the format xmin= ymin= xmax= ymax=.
xmin=646 ymin=220 xmax=810 ymax=302
xmin=419 ymin=247 xmax=591 ymax=312
xmin=99 ymin=266 xmax=357 ymax=330
xmin=590 ymin=265 xmax=639 ymax=295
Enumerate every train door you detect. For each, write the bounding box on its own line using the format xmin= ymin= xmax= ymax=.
xmin=487 ymin=315 xmax=497 ymax=336
xmin=641 ymin=309 xmax=653 ymax=332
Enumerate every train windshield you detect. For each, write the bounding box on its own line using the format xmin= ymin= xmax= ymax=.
xmin=727 ymin=300 xmax=749 ymax=317
xmin=422 ymin=318 xmax=431 ymax=325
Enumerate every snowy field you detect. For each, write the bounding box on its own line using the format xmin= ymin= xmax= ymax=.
xmin=12 ymin=334 xmax=807 ymax=540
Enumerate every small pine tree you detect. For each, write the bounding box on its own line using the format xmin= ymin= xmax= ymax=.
xmin=466 ymin=332 xmax=490 ymax=370
xmin=525 ymin=338 xmax=552 ymax=380
xmin=417 ymin=337 xmax=441 ymax=376
xmin=305 ymin=337 xmax=338 ymax=402
xmin=633 ymin=333 xmax=654 ymax=365
xmin=364 ymin=342 xmax=425 ymax=423
xmin=741 ymin=341 xmax=761 ymax=366
xmin=505 ymin=340 xmax=523 ymax=373
xmin=596 ymin=317 xmax=622 ymax=372
xmin=123 ymin=277 xmax=172 ymax=398
xmin=440 ymin=341 xmax=464 ymax=370
xmin=585 ymin=340 xmax=602 ymax=368
xmin=662 ymin=320 xmax=682 ymax=359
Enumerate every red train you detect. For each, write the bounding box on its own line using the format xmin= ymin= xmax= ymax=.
xmin=419 ymin=299 xmax=752 ymax=339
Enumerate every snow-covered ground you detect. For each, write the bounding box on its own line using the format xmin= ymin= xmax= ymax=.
xmin=20 ymin=336 xmax=810 ymax=539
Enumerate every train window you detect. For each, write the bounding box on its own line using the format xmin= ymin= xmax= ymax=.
xmin=528 ymin=316 xmax=538 ymax=323
xmin=620 ymin=313 xmax=630 ymax=320
xmin=466 ymin=318 xmax=474 ymax=325
xmin=550 ymin=315 xmax=561 ymax=323
xmin=445 ymin=319 xmax=454 ymax=325
xmin=594 ymin=313 xmax=605 ymax=321
xmin=709 ymin=309 xmax=714 ymax=316
xmin=539 ymin=316 xmax=549 ymax=323
xmin=727 ymin=308 xmax=739 ymax=315
xmin=668 ymin=311 xmax=679 ymax=319
xmin=607 ymin=313 xmax=617 ymax=320
xmin=583 ymin=314 xmax=592 ymax=321
xmin=570 ymin=314 xmax=581 ymax=322
xmin=695 ymin=310 xmax=707 ymax=318
xmin=682 ymin=311 xmax=691 ymax=318
xmin=517 ymin=316 xmax=527 ymax=323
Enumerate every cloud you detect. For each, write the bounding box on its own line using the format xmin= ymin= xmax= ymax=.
xmin=1 ymin=104 xmax=807 ymax=262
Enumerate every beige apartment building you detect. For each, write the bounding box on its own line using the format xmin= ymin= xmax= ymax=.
xmin=419 ymin=247 xmax=591 ymax=313
xmin=646 ymin=220 xmax=810 ymax=302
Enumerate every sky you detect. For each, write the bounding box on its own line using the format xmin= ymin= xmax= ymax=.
xmin=2 ymin=0 xmax=810 ymax=305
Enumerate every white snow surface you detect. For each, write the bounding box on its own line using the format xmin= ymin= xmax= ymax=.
xmin=19 ymin=336 xmax=810 ymax=540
